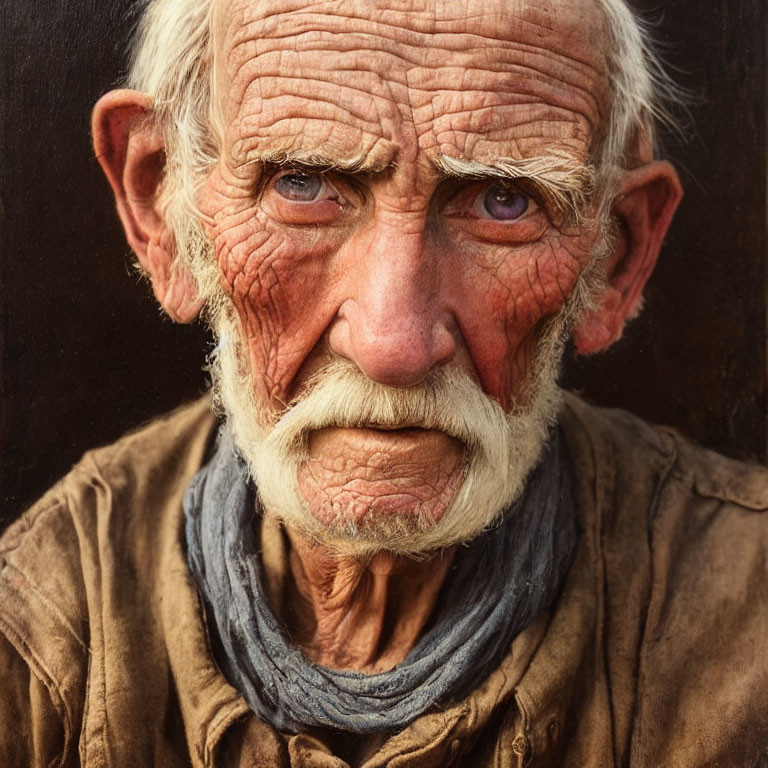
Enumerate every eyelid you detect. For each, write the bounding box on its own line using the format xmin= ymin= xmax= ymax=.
xmin=256 ymin=163 xmax=324 ymax=197
xmin=481 ymin=177 xmax=564 ymax=217
xmin=501 ymin=179 xmax=579 ymax=226
xmin=259 ymin=165 xmax=367 ymax=227
xmin=486 ymin=179 xmax=541 ymax=211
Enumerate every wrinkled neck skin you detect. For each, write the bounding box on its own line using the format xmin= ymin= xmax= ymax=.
xmin=279 ymin=522 xmax=456 ymax=672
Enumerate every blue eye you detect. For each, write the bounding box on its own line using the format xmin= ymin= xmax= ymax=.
xmin=275 ymin=171 xmax=323 ymax=202
xmin=482 ymin=185 xmax=529 ymax=220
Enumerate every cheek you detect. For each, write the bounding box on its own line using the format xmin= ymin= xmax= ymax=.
xmin=209 ymin=203 xmax=346 ymax=404
xmin=450 ymin=234 xmax=585 ymax=408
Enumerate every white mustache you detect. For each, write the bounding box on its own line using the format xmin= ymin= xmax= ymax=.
xmin=211 ymin=305 xmax=563 ymax=555
xmin=267 ymin=360 xmax=515 ymax=471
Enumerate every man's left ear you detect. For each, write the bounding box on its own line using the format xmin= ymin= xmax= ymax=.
xmin=572 ymin=161 xmax=683 ymax=354
xmin=92 ymin=89 xmax=204 ymax=323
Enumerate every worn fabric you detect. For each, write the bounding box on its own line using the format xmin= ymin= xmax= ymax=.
xmin=1 ymin=394 xmax=768 ymax=767
xmin=184 ymin=428 xmax=578 ymax=734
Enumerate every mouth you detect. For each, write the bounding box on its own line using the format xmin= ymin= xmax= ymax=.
xmin=365 ymin=424 xmax=428 ymax=433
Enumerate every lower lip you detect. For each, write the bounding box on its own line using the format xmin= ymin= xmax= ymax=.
xmin=304 ymin=426 xmax=466 ymax=463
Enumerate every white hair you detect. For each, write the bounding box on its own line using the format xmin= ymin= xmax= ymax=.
xmin=125 ymin=0 xmax=679 ymax=284
xmin=598 ymin=0 xmax=682 ymax=182
xmin=209 ymin=281 xmax=570 ymax=557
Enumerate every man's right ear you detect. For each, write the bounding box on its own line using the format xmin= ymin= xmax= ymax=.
xmin=92 ymin=89 xmax=204 ymax=323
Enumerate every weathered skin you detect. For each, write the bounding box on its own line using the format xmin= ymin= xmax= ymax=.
xmin=93 ymin=0 xmax=681 ymax=671
xmin=283 ymin=537 xmax=456 ymax=671
xmin=201 ymin=0 xmax=607 ymax=507
xmin=203 ymin=0 xmax=611 ymax=412
xmin=194 ymin=0 xmax=611 ymax=670
xmin=298 ymin=427 xmax=465 ymax=525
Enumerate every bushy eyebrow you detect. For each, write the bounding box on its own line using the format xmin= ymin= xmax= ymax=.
xmin=435 ymin=152 xmax=596 ymax=223
xmin=235 ymin=147 xmax=595 ymax=222
xmin=236 ymin=148 xmax=397 ymax=176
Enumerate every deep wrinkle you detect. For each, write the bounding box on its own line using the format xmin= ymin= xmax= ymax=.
xmin=193 ymin=0 xmax=612 ymax=671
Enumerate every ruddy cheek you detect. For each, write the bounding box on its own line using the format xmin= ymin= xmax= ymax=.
xmin=507 ymin=241 xmax=583 ymax=324
xmin=212 ymin=217 xmax=346 ymax=403
xmin=455 ymin=237 xmax=584 ymax=407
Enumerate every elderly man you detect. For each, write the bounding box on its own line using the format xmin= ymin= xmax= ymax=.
xmin=2 ymin=0 xmax=767 ymax=765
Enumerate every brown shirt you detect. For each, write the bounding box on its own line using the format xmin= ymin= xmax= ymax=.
xmin=1 ymin=394 xmax=767 ymax=767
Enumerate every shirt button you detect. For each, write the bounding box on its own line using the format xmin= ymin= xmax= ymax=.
xmin=512 ymin=734 xmax=529 ymax=755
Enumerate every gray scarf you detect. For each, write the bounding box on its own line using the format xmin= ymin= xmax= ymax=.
xmin=184 ymin=428 xmax=578 ymax=734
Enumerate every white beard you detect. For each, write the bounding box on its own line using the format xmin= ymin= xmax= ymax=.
xmin=208 ymin=303 xmax=566 ymax=557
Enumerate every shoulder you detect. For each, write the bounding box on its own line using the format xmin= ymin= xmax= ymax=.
xmin=64 ymin=393 xmax=218 ymax=514
xmin=641 ymin=441 xmax=768 ymax=761
xmin=1 ymin=395 xmax=217 ymax=578
xmin=0 ymin=396 xmax=217 ymax=746
xmin=561 ymin=390 xmax=768 ymax=522
xmin=562 ymin=392 xmax=768 ymax=601
xmin=562 ymin=393 xmax=768 ymax=763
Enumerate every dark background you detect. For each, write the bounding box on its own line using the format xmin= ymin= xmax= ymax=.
xmin=1 ymin=1 xmax=766 ymax=529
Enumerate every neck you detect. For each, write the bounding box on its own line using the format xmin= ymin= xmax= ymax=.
xmin=273 ymin=522 xmax=456 ymax=673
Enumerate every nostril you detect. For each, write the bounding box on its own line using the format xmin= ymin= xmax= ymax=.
xmin=432 ymin=321 xmax=458 ymax=368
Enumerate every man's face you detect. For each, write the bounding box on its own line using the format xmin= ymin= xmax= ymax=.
xmin=197 ymin=0 xmax=612 ymax=548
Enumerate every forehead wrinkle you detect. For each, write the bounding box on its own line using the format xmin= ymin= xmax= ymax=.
xmin=229 ymin=85 xmax=404 ymax=168
xmin=217 ymin=0 xmax=614 ymax=169
xmin=225 ymin=32 xmax=607 ymax=119
xmin=224 ymin=22 xmax=608 ymax=98
xmin=227 ymin=52 xmax=605 ymax=167
xmin=221 ymin=0 xmax=609 ymax=56
xmin=217 ymin=2 xmax=611 ymax=99
xmin=236 ymin=71 xmax=406 ymax=123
